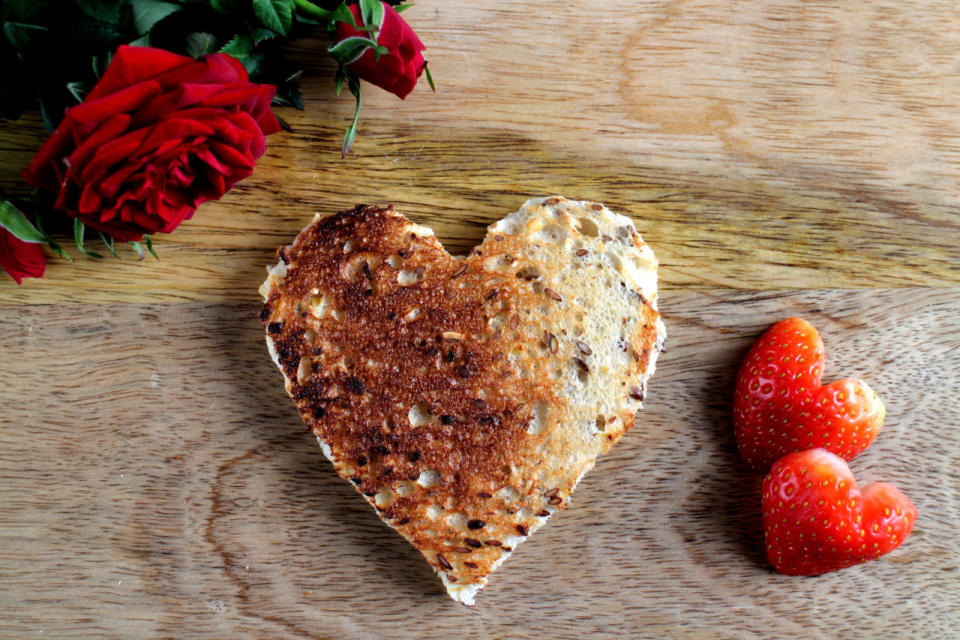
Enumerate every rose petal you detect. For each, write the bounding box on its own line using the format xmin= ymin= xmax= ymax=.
xmin=0 ymin=228 xmax=45 ymax=284
xmin=75 ymin=121 xmax=144 ymax=183
xmin=132 ymin=83 xmax=225 ymax=126
xmin=85 ymin=46 xmax=192 ymax=102
xmin=150 ymin=53 xmax=245 ymax=92
xmin=67 ymin=82 xmax=162 ymax=137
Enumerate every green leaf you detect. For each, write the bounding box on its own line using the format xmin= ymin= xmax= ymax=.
xmin=0 ymin=199 xmax=48 ymax=243
xmin=272 ymin=83 xmax=303 ymax=110
xmin=129 ymin=33 xmax=151 ymax=47
xmin=252 ymin=0 xmax=294 ymax=36
xmin=334 ymin=65 xmax=345 ymax=96
xmin=99 ymin=231 xmax=120 ymax=259
xmin=341 ymin=72 xmax=361 ymax=158
xmin=291 ymin=0 xmax=330 ymax=22
xmin=73 ymin=218 xmax=103 ymax=259
xmin=220 ymin=34 xmax=263 ymax=75
xmin=273 ymin=113 xmax=293 ymax=132
xmin=328 ymin=36 xmax=374 ymax=65
xmin=394 ymin=3 xmax=411 ymax=13
xmin=65 ymin=81 xmax=89 ymax=104
xmin=3 ymin=22 xmax=49 ymax=51
xmin=424 ymin=62 xmax=435 ymax=92
xmin=219 ymin=33 xmax=253 ymax=57
xmin=144 ymin=235 xmax=158 ymax=260
xmin=359 ymin=0 xmax=385 ymax=32
xmin=329 ymin=2 xmax=359 ymax=29
xmin=129 ymin=241 xmax=145 ymax=260
xmin=183 ymin=31 xmax=216 ymax=57
xmin=130 ymin=0 xmax=182 ymax=35
xmin=2 ymin=0 xmax=55 ymax=24
xmin=91 ymin=51 xmax=113 ymax=79
xmin=71 ymin=18 xmax=125 ymax=48
xmin=210 ymin=0 xmax=238 ymax=14
xmin=32 ymin=212 xmax=71 ymax=263
xmin=250 ymin=27 xmax=279 ymax=44
xmin=37 ymin=93 xmax=58 ymax=134
xmin=74 ymin=0 xmax=121 ymax=23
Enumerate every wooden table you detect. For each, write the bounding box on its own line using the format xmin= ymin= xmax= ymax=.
xmin=2 ymin=1 xmax=958 ymax=637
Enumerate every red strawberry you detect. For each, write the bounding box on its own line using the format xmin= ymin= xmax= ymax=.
xmin=734 ymin=317 xmax=885 ymax=470
xmin=762 ymin=448 xmax=917 ymax=576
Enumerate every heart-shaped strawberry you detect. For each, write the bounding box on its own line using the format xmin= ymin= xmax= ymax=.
xmin=260 ymin=197 xmax=666 ymax=603
xmin=762 ymin=448 xmax=917 ymax=575
xmin=733 ymin=317 xmax=885 ymax=470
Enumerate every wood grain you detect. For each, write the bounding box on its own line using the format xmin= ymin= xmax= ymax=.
xmin=1 ymin=290 xmax=957 ymax=638
xmin=0 ymin=0 xmax=958 ymax=304
xmin=0 ymin=0 xmax=958 ymax=637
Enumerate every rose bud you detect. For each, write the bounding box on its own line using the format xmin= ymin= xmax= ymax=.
xmin=0 ymin=228 xmax=45 ymax=284
xmin=22 ymin=45 xmax=281 ymax=243
xmin=335 ymin=2 xmax=428 ymax=99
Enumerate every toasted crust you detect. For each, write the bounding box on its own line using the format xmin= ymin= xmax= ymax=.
xmin=260 ymin=197 xmax=665 ymax=604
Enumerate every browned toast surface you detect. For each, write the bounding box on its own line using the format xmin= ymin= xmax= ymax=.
xmin=260 ymin=198 xmax=664 ymax=603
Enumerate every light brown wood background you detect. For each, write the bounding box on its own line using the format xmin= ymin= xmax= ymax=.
xmin=1 ymin=1 xmax=958 ymax=638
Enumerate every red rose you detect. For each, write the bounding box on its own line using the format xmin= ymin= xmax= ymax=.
xmin=22 ymin=46 xmax=281 ymax=242
xmin=0 ymin=228 xmax=45 ymax=284
xmin=335 ymin=2 xmax=427 ymax=99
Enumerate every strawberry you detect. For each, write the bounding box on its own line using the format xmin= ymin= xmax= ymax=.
xmin=762 ymin=448 xmax=917 ymax=576
xmin=734 ymin=317 xmax=885 ymax=470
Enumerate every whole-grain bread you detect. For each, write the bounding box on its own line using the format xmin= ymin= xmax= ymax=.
xmin=259 ymin=196 xmax=665 ymax=604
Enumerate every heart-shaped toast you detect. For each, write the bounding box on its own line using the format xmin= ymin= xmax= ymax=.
xmin=259 ymin=196 xmax=665 ymax=604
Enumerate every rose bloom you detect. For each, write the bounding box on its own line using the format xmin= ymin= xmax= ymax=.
xmin=22 ymin=46 xmax=280 ymax=242
xmin=336 ymin=2 xmax=427 ymax=99
xmin=0 ymin=228 xmax=45 ymax=284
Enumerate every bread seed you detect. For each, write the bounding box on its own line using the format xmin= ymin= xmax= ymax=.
xmin=467 ymin=519 xmax=486 ymax=529
xmin=629 ymin=386 xmax=645 ymax=401
xmin=576 ymin=340 xmax=592 ymax=356
xmin=442 ymin=331 xmax=464 ymax=342
xmin=516 ymin=524 xmax=529 ymax=536
xmin=451 ymin=263 xmax=468 ymax=278
xmin=573 ymin=357 xmax=590 ymax=372
xmin=548 ymin=333 xmax=559 ymax=354
xmin=437 ymin=553 xmax=452 ymax=570
xmin=575 ymin=249 xmax=588 ymax=257
xmin=544 ymin=288 xmax=562 ymax=302
xmin=464 ymin=538 xmax=483 ymax=548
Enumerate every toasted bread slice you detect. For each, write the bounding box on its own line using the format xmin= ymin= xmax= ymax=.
xmin=260 ymin=196 xmax=665 ymax=604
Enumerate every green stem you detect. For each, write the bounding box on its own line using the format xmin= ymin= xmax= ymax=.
xmin=293 ymin=0 xmax=332 ymax=20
